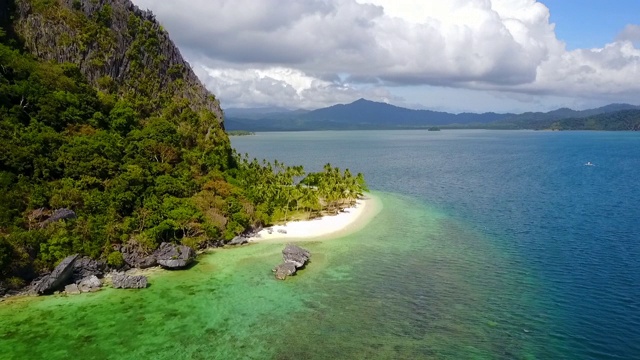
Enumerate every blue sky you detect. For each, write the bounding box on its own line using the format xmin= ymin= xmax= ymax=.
xmin=135 ymin=0 xmax=640 ymax=113
xmin=545 ymin=0 xmax=640 ymax=49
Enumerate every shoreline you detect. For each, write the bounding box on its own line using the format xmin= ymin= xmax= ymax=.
xmin=248 ymin=193 xmax=382 ymax=243
xmin=1 ymin=194 xmax=382 ymax=302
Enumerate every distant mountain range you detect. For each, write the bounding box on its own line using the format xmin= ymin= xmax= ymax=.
xmin=224 ymin=99 xmax=640 ymax=131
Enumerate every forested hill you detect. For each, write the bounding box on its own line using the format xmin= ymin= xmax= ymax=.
xmin=1 ymin=0 xmax=222 ymax=120
xmin=547 ymin=109 xmax=640 ymax=131
xmin=0 ymin=0 xmax=367 ymax=294
xmin=225 ymin=99 xmax=640 ymax=131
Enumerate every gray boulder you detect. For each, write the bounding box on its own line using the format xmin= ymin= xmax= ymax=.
xmin=78 ymin=275 xmax=102 ymax=293
xmin=282 ymin=244 xmax=311 ymax=268
xmin=64 ymin=283 xmax=81 ymax=295
xmin=112 ymin=273 xmax=147 ymax=289
xmin=273 ymin=263 xmax=297 ymax=280
xmin=39 ymin=208 xmax=76 ymax=228
xmin=116 ymin=244 xmax=157 ymax=269
xmin=273 ymin=244 xmax=311 ymax=280
xmin=32 ymin=254 xmax=79 ymax=295
xmin=228 ymin=236 xmax=249 ymax=246
xmin=154 ymin=242 xmax=195 ymax=269
xmin=72 ymin=256 xmax=106 ymax=282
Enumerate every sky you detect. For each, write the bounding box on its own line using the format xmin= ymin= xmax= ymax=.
xmin=132 ymin=0 xmax=640 ymax=113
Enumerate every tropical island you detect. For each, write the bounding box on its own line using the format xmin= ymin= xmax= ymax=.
xmin=0 ymin=0 xmax=368 ymax=296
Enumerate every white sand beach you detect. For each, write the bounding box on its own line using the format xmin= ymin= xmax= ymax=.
xmin=248 ymin=194 xmax=382 ymax=242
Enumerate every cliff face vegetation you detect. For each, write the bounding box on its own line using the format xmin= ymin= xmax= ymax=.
xmin=0 ymin=0 xmax=368 ymax=294
xmin=6 ymin=0 xmax=222 ymax=120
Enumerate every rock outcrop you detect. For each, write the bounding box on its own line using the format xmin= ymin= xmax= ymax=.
xmin=228 ymin=225 xmax=262 ymax=246
xmin=228 ymin=235 xmax=249 ymax=246
xmin=273 ymin=244 xmax=311 ymax=280
xmin=27 ymin=208 xmax=77 ymax=228
xmin=65 ymin=283 xmax=81 ymax=295
xmin=31 ymin=254 xmax=79 ymax=295
xmin=282 ymin=244 xmax=311 ymax=267
xmin=273 ymin=262 xmax=298 ymax=280
xmin=112 ymin=273 xmax=147 ymax=289
xmin=39 ymin=208 xmax=77 ymax=228
xmin=9 ymin=0 xmax=224 ymax=121
xmin=115 ymin=243 xmax=157 ymax=269
xmin=78 ymin=275 xmax=102 ymax=293
xmin=72 ymin=257 xmax=107 ymax=282
xmin=154 ymin=242 xmax=196 ymax=269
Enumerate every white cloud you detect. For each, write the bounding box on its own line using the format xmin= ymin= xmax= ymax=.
xmin=133 ymin=0 xmax=640 ymax=111
xmin=616 ymin=24 xmax=640 ymax=45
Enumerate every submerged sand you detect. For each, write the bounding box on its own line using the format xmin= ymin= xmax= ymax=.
xmin=248 ymin=194 xmax=382 ymax=242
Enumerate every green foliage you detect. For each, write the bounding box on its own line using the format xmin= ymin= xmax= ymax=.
xmin=549 ymin=110 xmax=640 ymax=131
xmin=227 ymin=130 xmax=255 ymax=136
xmin=106 ymin=251 xmax=124 ymax=268
xmin=30 ymin=0 xmax=59 ymax=13
xmin=0 ymin=6 xmax=369 ymax=288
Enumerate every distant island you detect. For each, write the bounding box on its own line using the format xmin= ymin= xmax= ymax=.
xmin=227 ymin=130 xmax=255 ymax=136
xmin=225 ymin=99 xmax=640 ymax=132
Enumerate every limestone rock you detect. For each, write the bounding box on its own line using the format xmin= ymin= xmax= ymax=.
xmin=116 ymin=244 xmax=157 ymax=269
xmin=64 ymin=283 xmax=81 ymax=295
xmin=273 ymin=263 xmax=297 ymax=280
xmin=273 ymin=244 xmax=311 ymax=280
xmin=32 ymin=254 xmax=79 ymax=295
xmin=37 ymin=208 xmax=77 ymax=228
xmin=78 ymin=275 xmax=102 ymax=293
xmin=154 ymin=242 xmax=195 ymax=269
xmin=72 ymin=257 xmax=106 ymax=282
xmin=112 ymin=273 xmax=147 ymax=289
xmin=11 ymin=0 xmax=224 ymax=119
xmin=228 ymin=236 xmax=249 ymax=246
xmin=282 ymin=244 xmax=311 ymax=268
xmin=228 ymin=226 xmax=262 ymax=246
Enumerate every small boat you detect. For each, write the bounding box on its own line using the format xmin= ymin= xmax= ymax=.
xmin=585 ymin=162 xmax=594 ymax=166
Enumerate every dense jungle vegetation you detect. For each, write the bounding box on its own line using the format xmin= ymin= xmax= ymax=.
xmin=0 ymin=12 xmax=367 ymax=290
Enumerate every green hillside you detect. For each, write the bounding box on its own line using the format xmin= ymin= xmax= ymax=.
xmin=0 ymin=0 xmax=366 ymax=293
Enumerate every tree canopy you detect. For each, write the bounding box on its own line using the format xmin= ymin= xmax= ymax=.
xmin=0 ymin=26 xmax=368 ymax=290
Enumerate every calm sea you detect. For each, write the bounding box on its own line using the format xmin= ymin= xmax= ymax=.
xmin=1 ymin=130 xmax=639 ymax=359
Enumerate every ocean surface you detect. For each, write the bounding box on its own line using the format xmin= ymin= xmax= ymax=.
xmin=1 ymin=130 xmax=639 ymax=359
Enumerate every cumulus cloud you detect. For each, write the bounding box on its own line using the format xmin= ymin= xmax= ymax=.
xmin=133 ymin=0 xmax=640 ymax=110
xmin=617 ymin=24 xmax=640 ymax=45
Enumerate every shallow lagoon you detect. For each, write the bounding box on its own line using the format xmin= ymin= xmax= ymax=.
xmin=2 ymin=130 xmax=639 ymax=359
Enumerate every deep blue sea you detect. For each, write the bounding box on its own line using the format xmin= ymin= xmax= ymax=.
xmin=1 ymin=130 xmax=639 ymax=359
xmin=231 ymin=130 xmax=640 ymax=359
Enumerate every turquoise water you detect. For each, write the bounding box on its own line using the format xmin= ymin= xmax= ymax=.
xmin=1 ymin=130 xmax=639 ymax=359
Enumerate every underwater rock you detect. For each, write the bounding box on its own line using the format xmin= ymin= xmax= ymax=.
xmin=154 ymin=242 xmax=196 ymax=269
xmin=112 ymin=273 xmax=147 ymax=289
xmin=31 ymin=254 xmax=79 ymax=295
xmin=273 ymin=263 xmax=298 ymax=280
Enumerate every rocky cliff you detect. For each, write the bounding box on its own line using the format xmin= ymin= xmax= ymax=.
xmin=2 ymin=0 xmax=222 ymax=121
